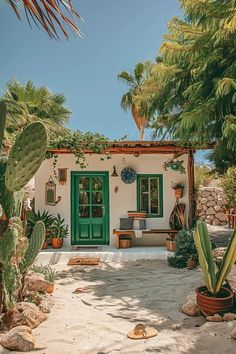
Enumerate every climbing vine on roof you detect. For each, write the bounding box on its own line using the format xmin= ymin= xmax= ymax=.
xmin=47 ymin=131 xmax=110 ymax=169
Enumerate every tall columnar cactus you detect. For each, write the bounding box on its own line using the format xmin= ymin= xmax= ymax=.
xmin=193 ymin=220 xmax=236 ymax=294
xmin=0 ymin=217 xmax=45 ymax=310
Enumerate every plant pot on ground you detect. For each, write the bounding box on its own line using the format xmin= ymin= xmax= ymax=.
xmin=119 ymin=236 xmax=132 ymax=248
xmin=166 ymin=238 xmax=176 ymax=252
xmin=187 ymin=255 xmax=198 ymax=269
xmin=51 ymin=214 xmax=69 ymax=249
xmin=193 ymin=221 xmax=236 ymax=316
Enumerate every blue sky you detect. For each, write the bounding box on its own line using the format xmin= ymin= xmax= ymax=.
xmin=0 ymin=0 xmax=208 ymax=162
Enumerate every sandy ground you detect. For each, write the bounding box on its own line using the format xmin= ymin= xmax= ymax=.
xmin=1 ymin=260 xmax=236 ymax=354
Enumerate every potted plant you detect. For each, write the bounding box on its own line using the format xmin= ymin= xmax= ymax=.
xmin=166 ymin=237 xmax=177 ymax=252
xmin=187 ymin=255 xmax=198 ymax=269
xmin=193 ymin=220 xmax=236 ymax=316
xmin=51 ymin=214 xmax=69 ymax=249
xmin=168 ymin=229 xmax=198 ymax=267
xmin=171 ymin=182 xmax=184 ymax=199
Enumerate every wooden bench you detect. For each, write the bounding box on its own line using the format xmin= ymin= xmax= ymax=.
xmin=113 ymin=229 xmax=178 ymax=249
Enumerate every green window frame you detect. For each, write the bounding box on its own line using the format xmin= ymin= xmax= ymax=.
xmin=137 ymin=174 xmax=163 ymax=218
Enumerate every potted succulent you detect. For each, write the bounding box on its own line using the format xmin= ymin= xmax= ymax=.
xmin=51 ymin=214 xmax=69 ymax=249
xmin=193 ymin=221 xmax=236 ymax=316
xmin=171 ymin=182 xmax=184 ymax=199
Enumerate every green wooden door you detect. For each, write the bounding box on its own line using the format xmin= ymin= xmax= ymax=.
xmin=71 ymin=172 xmax=109 ymax=245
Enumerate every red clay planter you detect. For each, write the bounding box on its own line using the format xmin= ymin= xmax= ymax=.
xmin=196 ymin=286 xmax=234 ymax=316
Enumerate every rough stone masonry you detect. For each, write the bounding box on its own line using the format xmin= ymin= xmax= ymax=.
xmin=197 ymin=187 xmax=227 ymax=226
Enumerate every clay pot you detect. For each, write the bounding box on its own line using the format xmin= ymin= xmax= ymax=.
xmin=51 ymin=238 xmax=63 ymax=249
xmin=187 ymin=259 xmax=197 ymax=269
xmin=46 ymin=283 xmax=54 ymax=294
xmin=174 ymin=188 xmax=184 ymax=199
xmin=166 ymin=239 xmax=177 ymax=252
xmin=196 ymin=286 xmax=234 ymax=316
xmin=119 ymin=238 xmax=131 ymax=248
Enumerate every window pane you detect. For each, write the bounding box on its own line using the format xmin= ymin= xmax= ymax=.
xmin=140 ymin=178 xmax=148 ymax=193
xmin=92 ymin=192 xmax=103 ymax=204
xmin=79 ymin=177 xmax=89 ymax=190
xmin=92 ymin=177 xmax=103 ymax=190
xmin=79 ymin=206 xmax=89 ymax=218
xmin=92 ymin=206 xmax=103 ymax=217
xmin=141 ymin=193 xmax=149 ymax=213
xmin=79 ymin=192 xmax=89 ymax=204
xmin=150 ymin=178 xmax=159 ymax=214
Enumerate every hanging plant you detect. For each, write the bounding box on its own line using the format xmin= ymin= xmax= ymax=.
xmin=121 ymin=167 xmax=137 ymax=184
xmin=163 ymin=158 xmax=186 ymax=174
xmin=47 ymin=131 xmax=110 ymax=169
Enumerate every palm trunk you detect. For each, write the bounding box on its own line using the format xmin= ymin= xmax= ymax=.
xmin=139 ymin=125 xmax=145 ymax=141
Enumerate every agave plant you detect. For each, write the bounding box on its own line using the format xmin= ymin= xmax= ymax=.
xmin=193 ymin=221 xmax=236 ymax=295
xmin=27 ymin=209 xmax=55 ymax=237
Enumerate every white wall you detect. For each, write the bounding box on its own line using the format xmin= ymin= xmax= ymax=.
xmin=35 ymin=153 xmax=189 ymax=247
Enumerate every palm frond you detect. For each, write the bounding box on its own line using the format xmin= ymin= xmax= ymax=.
xmin=6 ymin=0 xmax=82 ymax=39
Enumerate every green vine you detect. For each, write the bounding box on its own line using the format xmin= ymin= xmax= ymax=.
xmin=46 ymin=131 xmax=110 ymax=169
xmin=163 ymin=158 xmax=186 ymax=174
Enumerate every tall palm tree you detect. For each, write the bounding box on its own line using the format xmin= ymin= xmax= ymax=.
xmin=3 ymin=79 xmax=71 ymax=141
xmin=5 ymin=0 xmax=81 ymax=39
xmin=118 ymin=62 xmax=153 ymax=140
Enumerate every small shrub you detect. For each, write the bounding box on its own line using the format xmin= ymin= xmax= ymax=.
xmin=30 ymin=264 xmax=58 ymax=282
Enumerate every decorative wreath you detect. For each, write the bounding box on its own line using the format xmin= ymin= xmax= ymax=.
xmin=121 ymin=167 xmax=137 ymax=184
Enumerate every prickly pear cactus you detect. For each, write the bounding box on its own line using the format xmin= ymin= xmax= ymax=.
xmin=5 ymin=122 xmax=47 ymax=192
xmin=20 ymin=221 xmax=45 ymax=273
xmin=3 ymin=264 xmax=21 ymax=311
xmin=0 ymin=100 xmax=6 ymax=151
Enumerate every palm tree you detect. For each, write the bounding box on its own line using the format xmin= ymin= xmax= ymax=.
xmin=5 ymin=0 xmax=81 ymax=39
xmin=3 ymin=80 xmax=71 ymax=141
xmin=118 ymin=62 xmax=153 ymax=140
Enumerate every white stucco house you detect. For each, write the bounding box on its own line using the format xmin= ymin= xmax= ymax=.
xmin=35 ymin=141 xmax=195 ymax=248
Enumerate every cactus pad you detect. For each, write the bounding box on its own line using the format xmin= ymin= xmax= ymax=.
xmin=5 ymin=122 xmax=47 ymax=192
xmin=20 ymin=220 xmax=45 ymax=273
xmin=0 ymin=101 xmax=6 ymax=150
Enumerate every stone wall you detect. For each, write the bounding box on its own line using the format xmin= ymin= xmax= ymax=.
xmin=197 ymin=187 xmax=227 ymax=226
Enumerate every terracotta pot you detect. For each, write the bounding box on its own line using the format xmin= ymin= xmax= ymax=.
xmin=41 ymin=241 xmax=48 ymax=250
xmin=187 ymin=259 xmax=197 ymax=269
xmin=119 ymin=238 xmax=131 ymax=248
xmin=51 ymin=238 xmax=63 ymax=249
xmin=196 ymin=286 xmax=234 ymax=316
xmin=46 ymin=283 xmax=54 ymax=294
xmin=174 ymin=188 xmax=184 ymax=199
xmin=166 ymin=239 xmax=177 ymax=252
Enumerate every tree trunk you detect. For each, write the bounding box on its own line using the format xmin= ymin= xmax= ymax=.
xmin=139 ymin=125 xmax=145 ymax=141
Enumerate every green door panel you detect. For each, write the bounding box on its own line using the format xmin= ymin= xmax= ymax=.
xmin=71 ymin=172 xmax=109 ymax=245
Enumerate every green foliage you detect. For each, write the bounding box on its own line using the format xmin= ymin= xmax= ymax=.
xmin=51 ymin=214 xmax=69 ymax=239
xmin=193 ymin=220 xmax=236 ymax=294
xmin=220 ymin=167 xmax=236 ymax=208
xmin=3 ymin=80 xmax=71 ymax=142
xmin=168 ymin=229 xmax=198 ymax=268
xmin=30 ymin=264 xmax=58 ymax=282
xmin=48 ymin=130 xmax=109 ymax=169
xmin=163 ymin=159 xmax=186 ymax=174
xmin=171 ymin=182 xmax=185 ymax=189
xmin=130 ymin=0 xmax=236 ymax=171
xmin=27 ymin=209 xmax=54 ymax=237
xmin=194 ymin=164 xmax=212 ymax=190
